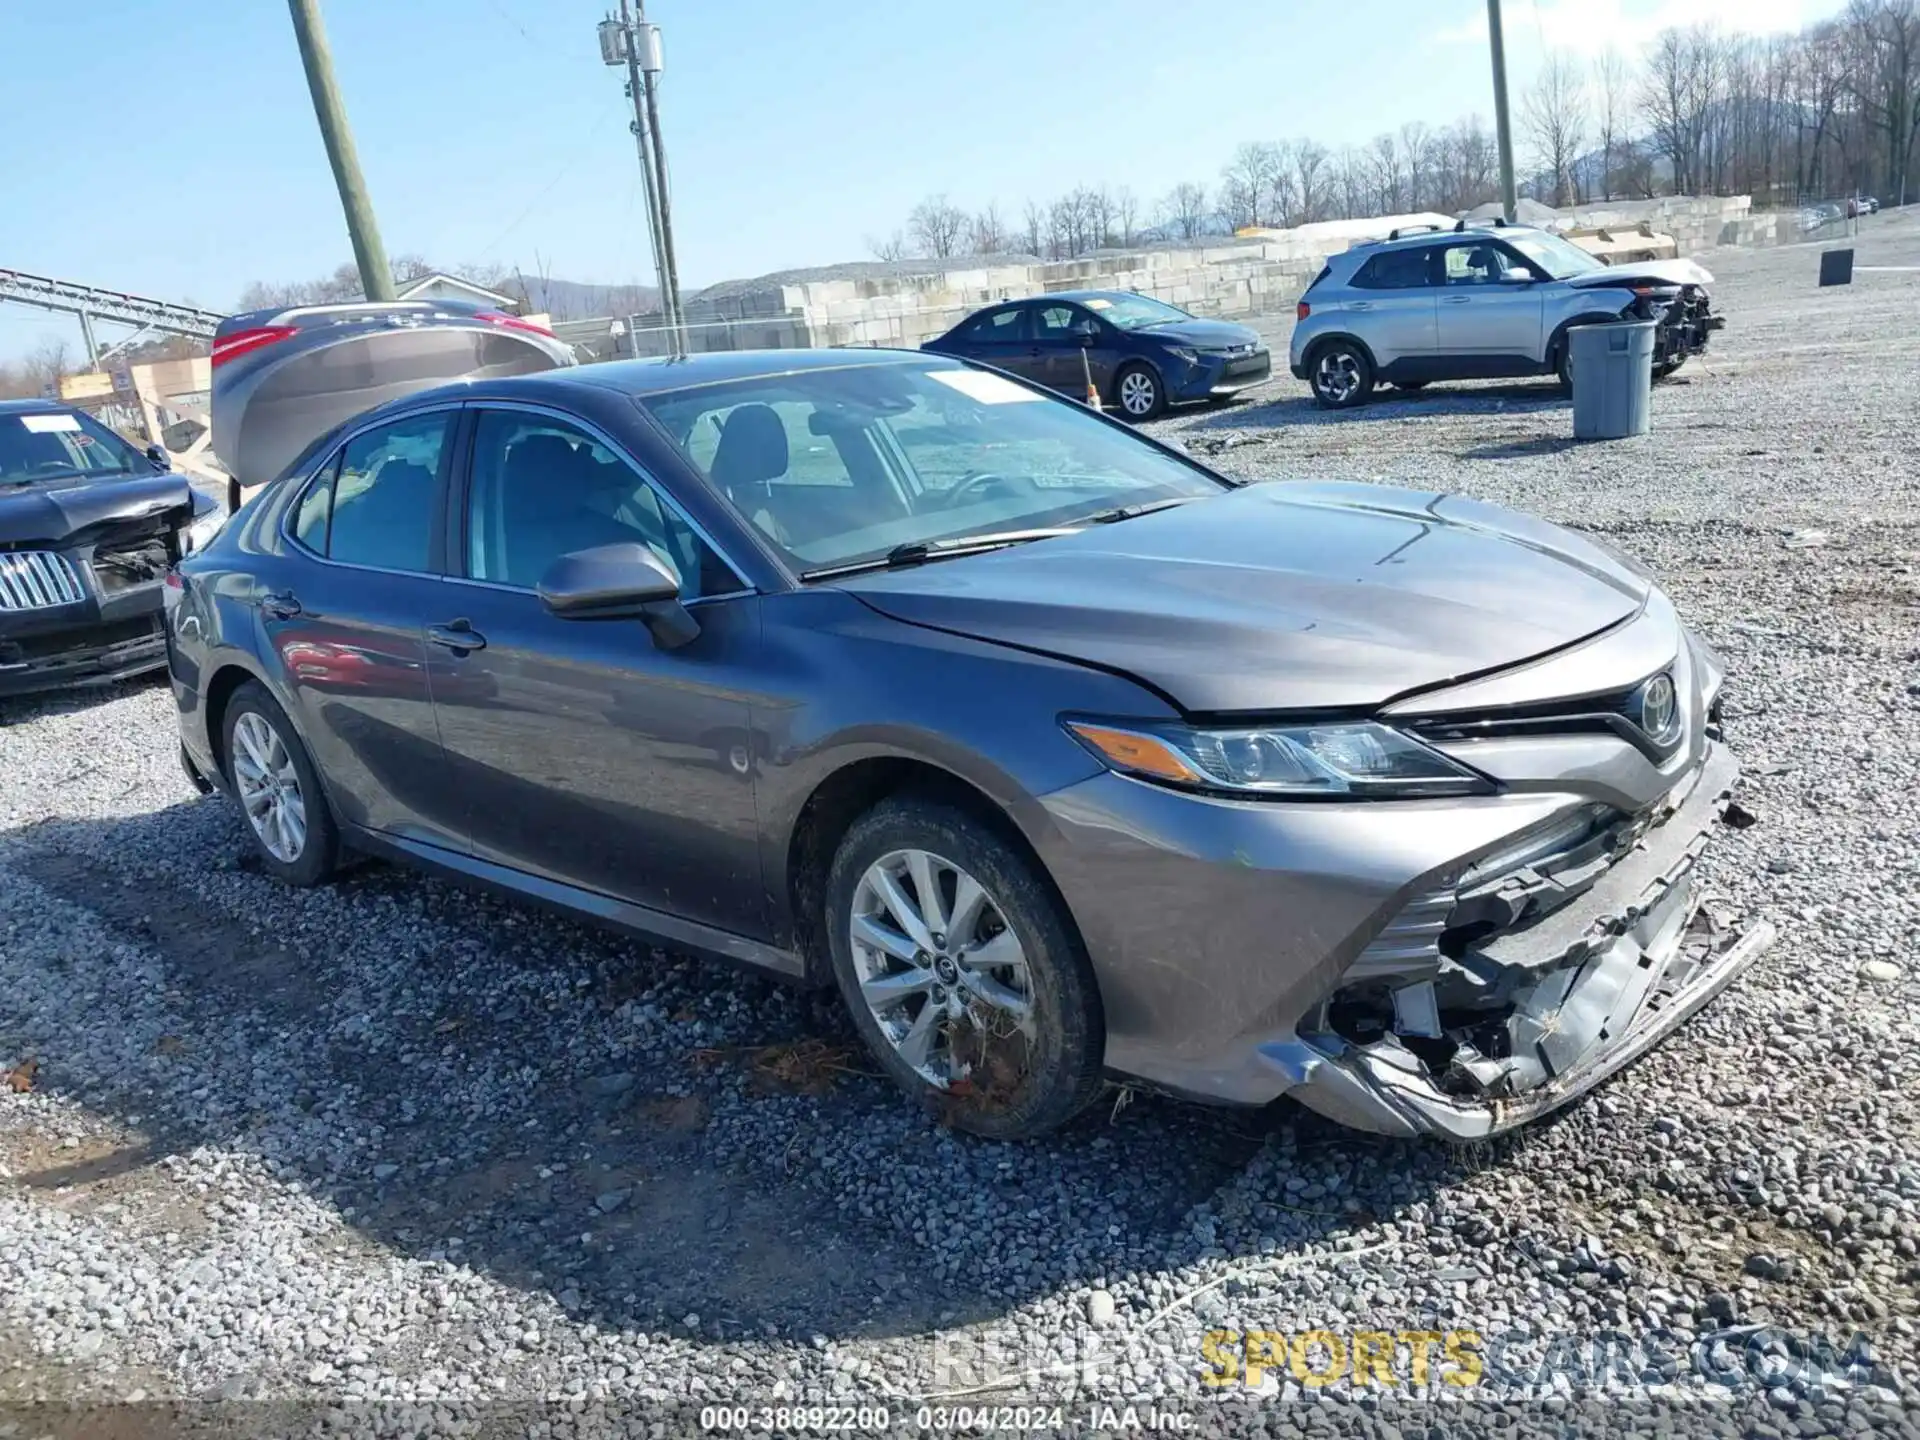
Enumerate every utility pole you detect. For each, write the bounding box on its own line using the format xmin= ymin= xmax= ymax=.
xmin=1486 ymin=0 xmax=1519 ymax=223
xmin=601 ymin=5 xmax=685 ymax=352
xmin=635 ymin=3 xmax=685 ymax=351
xmin=287 ymin=0 xmax=394 ymax=301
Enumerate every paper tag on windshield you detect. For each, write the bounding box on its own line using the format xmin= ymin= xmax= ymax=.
xmin=928 ymin=370 xmax=1042 ymax=404
xmin=1082 ymin=297 xmax=1113 ymax=310
xmin=20 ymin=413 xmax=81 ymax=433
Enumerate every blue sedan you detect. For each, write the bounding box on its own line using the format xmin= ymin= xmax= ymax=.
xmin=922 ymin=290 xmax=1271 ymax=420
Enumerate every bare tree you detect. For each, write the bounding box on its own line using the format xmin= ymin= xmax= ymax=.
xmin=907 ymin=195 xmax=968 ymax=258
xmin=967 ymin=202 xmax=1009 ymax=255
xmin=1526 ymin=51 xmax=1589 ymax=206
xmin=1643 ymin=26 xmax=1727 ymax=195
xmin=1594 ymin=49 xmax=1628 ymax=200
xmin=867 ymin=230 xmax=912 ymax=261
xmin=1368 ymin=133 xmax=1406 ymax=211
xmin=1158 ymin=181 xmax=1209 ymax=239
xmin=1014 ymin=201 xmax=1040 ymax=256
xmin=1219 ymin=141 xmax=1285 ymax=228
xmin=1294 ymin=140 xmax=1330 ymax=223
xmin=1113 ymin=186 xmax=1140 ymax=246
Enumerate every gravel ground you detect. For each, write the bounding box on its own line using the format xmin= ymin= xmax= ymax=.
xmin=3 ymin=217 xmax=1918 ymax=1438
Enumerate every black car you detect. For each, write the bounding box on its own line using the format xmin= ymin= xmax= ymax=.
xmin=922 ymin=290 xmax=1270 ymax=420
xmin=0 ymin=400 xmax=221 ymax=697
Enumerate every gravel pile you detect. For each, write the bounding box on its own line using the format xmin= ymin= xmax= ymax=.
xmin=3 ymin=217 xmax=1918 ymax=1436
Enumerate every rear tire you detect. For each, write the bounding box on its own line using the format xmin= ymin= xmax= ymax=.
xmin=1308 ymin=341 xmax=1374 ymax=409
xmin=222 ymin=682 xmax=338 ymax=888
xmin=824 ymin=798 xmax=1104 ymax=1140
xmin=1112 ymin=363 xmax=1165 ymax=421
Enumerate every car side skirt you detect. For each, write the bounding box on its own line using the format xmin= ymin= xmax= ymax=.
xmin=1379 ymin=354 xmax=1551 ymax=383
xmin=343 ymin=824 xmax=810 ymax=984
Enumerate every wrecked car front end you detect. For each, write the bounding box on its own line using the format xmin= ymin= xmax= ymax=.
xmin=1034 ymin=587 xmax=1772 ymax=1140
xmin=1 ymin=410 xmax=216 ymax=696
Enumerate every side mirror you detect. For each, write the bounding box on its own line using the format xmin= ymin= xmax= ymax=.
xmin=536 ymin=543 xmax=700 ymax=649
xmin=1498 ymin=270 xmax=1537 ymax=285
xmin=1070 ymin=319 xmax=1101 ymax=344
xmin=146 ymin=444 xmax=172 ymax=470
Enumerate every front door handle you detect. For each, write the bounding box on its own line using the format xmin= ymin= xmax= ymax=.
xmin=1443 ymin=295 xmax=1473 ymax=304
xmin=427 ymin=620 xmax=487 ymax=653
xmin=1347 ymin=301 xmax=1374 ymax=311
xmin=262 ymin=590 xmax=301 ymax=620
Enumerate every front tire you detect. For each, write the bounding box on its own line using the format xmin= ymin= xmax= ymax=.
xmin=1309 ymin=341 xmax=1374 ymax=408
xmin=825 ymin=798 xmax=1104 ymax=1140
xmin=1111 ymin=363 xmax=1165 ymax=421
xmin=222 ymin=681 xmax=338 ymax=887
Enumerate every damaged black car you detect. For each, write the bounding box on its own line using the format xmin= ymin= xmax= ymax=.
xmin=0 ymin=399 xmax=222 ymax=698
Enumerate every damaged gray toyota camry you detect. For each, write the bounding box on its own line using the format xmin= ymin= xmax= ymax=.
xmin=173 ymin=340 xmax=1773 ymax=1141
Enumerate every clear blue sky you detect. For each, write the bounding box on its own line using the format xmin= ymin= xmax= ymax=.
xmin=0 ymin=0 xmax=1835 ymax=360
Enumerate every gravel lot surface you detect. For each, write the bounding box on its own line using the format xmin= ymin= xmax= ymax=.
xmin=3 ymin=217 xmax=1918 ymax=1437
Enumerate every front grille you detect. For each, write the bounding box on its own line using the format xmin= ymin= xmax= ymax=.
xmin=0 ymin=550 xmax=85 ymax=611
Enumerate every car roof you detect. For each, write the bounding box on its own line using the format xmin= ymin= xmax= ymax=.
xmin=1017 ymin=289 xmax=1147 ymax=305
xmin=340 ymin=347 xmax=967 ymax=428
xmin=0 ymin=397 xmax=74 ymax=415
xmin=1351 ymin=223 xmax=1547 ymax=255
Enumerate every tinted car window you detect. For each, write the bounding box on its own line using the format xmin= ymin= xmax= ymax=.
xmin=1353 ymin=249 xmax=1432 ymax=289
xmin=958 ymin=306 xmax=1027 ymax=343
xmin=466 ymin=410 xmax=738 ymax=598
xmin=325 ymin=413 xmax=449 ymax=572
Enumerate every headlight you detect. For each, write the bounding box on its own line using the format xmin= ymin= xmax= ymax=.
xmin=1166 ymin=346 xmax=1200 ymax=366
xmin=182 ymin=506 xmax=227 ymax=555
xmin=1065 ymin=719 xmax=1493 ymax=798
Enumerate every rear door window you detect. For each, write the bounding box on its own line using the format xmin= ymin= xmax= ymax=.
xmin=958 ymin=306 xmax=1029 ymax=344
xmin=323 ymin=412 xmax=451 ymax=573
xmin=1353 ymin=248 xmax=1433 ymax=290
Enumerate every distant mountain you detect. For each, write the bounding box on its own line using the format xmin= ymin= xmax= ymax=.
xmin=516 ymin=276 xmax=661 ymax=322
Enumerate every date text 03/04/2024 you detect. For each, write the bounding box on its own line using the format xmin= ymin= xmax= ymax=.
xmin=698 ymin=1404 xmax=1196 ymax=1431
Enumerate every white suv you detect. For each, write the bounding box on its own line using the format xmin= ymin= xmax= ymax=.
xmin=1287 ymin=221 xmax=1722 ymax=408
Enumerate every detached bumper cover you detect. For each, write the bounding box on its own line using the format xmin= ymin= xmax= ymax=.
xmin=1274 ymin=743 xmax=1773 ymax=1139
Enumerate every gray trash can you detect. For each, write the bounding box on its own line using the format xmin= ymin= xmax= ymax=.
xmin=1569 ymin=320 xmax=1656 ymax=440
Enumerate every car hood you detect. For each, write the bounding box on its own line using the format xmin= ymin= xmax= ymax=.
xmin=1567 ymin=258 xmax=1714 ymax=289
xmin=836 ymin=481 xmax=1650 ymax=713
xmin=1135 ymin=318 xmax=1263 ymax=350
xmin=0 ymin=472 xmax=194 ymax=547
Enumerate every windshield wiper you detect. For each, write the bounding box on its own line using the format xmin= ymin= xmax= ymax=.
xmin=1082 ymin=496 xmax=1200 ymax=524
xmin=803 ymin=527 xmax=1080 ymax=580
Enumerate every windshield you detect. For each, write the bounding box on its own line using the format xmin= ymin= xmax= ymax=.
xmin=1503 ymin=232 xmax=1606 ymax=280
xmin=639 ymin=360 xmax=1227 ymax=574
xmin=0 ymin=408 xmax=146 ymax=486
xmin=1078 ymin=293 xmax=1193 ymax=331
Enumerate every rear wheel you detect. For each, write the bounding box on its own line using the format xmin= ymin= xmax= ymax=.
xmin=222 ymin=682 xmax=338 ymax=887
xmin=1112 ymin=363 xmax=1165 ymax=421
xmin=1309 ymin=341 xmax=1374 ymax=408
xmin=825 ymin=798 xmax=1104 ymax=1140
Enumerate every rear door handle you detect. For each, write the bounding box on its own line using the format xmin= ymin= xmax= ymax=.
xmin=427 ymin=620 xmax=487 ymax=653
xmin=262 ymin=590 xmax=301 ymax=620
xmin=1347 ymin=301 xmax=1374 ymax=311
xmin=1443 ymin=295 xmax=1472 ymax=304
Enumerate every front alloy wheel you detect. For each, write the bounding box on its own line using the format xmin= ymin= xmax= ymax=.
xmin=849 ymin=848 xmax=1035 ymax=1086
xmin=1113 ymin=364 xmax=1164 ymax=420
xmin=826 ymin=799 xmax=1104 ymax=1139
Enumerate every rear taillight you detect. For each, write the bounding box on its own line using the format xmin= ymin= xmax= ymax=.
xmin=476 ymin=310 xmax=555 ymax=338
xmin=210 ymin=325 xmax=297 ymax=368
xmin=1297 ymin=301 xmax=1311 ymax=321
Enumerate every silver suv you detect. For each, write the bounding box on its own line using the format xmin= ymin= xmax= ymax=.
xmin=1288 ymin=221 xmax=1722 ymax=408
